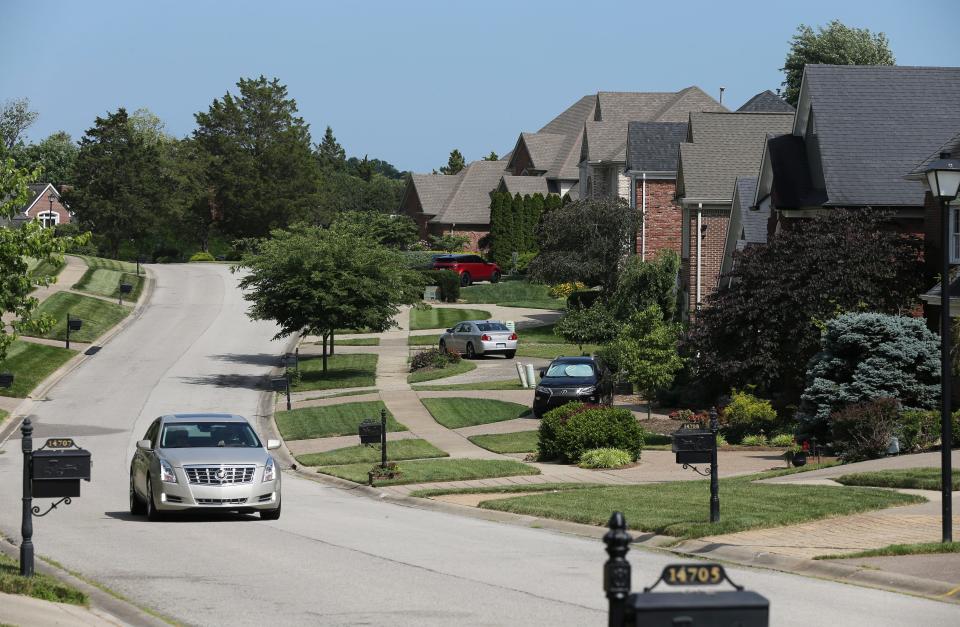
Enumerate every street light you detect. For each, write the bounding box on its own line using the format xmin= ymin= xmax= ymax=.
xmin=919 ymin=151 xmax=960 ymax=544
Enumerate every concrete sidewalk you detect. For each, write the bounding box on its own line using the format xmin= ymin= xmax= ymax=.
xmin=0 ymin=591 xmax=121 ymax=627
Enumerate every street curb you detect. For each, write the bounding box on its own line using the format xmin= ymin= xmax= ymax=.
xmin=0 ymin=264 xmax=156 ymax=446
xmin=0 ymin=535 xmax=171 ymax=626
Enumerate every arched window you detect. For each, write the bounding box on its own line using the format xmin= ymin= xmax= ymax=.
xmin=37 ymin=211 xmax=59 ymax=228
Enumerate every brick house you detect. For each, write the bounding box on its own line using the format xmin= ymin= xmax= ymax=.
xmin=1 ymin=183 xmax=71 ymax=228
xmin=676 ymin=110 xmax=794 ymax=316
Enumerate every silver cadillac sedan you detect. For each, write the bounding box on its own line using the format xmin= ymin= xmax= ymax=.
xmin=438 ymin=320 xmax=518 ymax=358
xmin=129 ymin=413 xmax=282 ymax=520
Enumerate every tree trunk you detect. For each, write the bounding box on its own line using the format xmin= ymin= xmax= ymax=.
xmin=322 ymin=331 xmax=329 ymax=372
xmin=330 ymin=329 xmax=335 ymax=355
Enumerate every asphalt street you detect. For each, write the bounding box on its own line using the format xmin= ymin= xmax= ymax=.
xmin=0 ymin=263 xmax=957 ymax=626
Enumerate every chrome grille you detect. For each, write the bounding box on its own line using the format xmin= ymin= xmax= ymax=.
xmin=196 ymin=497 xmax=248 ymax=505
xmin=184 ymin=465 xmax=255 ymax=485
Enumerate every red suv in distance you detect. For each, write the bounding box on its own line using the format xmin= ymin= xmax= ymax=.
xmin=432 ymin=254 xmax=501 ymax=286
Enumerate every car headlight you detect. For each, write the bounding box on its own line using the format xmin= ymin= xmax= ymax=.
xmin=263 ymin=456 xmax=276 ymax=482
xmin=575 ymin=386 xmax=596 ymax=395
xmin=159 ymin=459 xmax=177 ymax=483
xmin=535 ymin=385 xmax=550 ymax=394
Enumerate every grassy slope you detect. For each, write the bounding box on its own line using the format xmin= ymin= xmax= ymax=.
xmin=0 ymin=340 xmax=76 ymax=398
xmin=410 ymin=483 xmax=605 ymax=498
xmin=73 ymin=267 xmax=144 ymax=302
xmin=317 ymin=458 xmax=540 ymax=486
xmin=20 ymin=292 xmax=129 ymax=343
xmin=421 ymin=397 xmax=531 ymax=429
xmin=276 ymin=401 xmax=405 ymax=440
xmin=296 ymin=439 xmax=448 ymax=466
xmin=412 ymin=379 xmax=526 ymax=391
xmin=469 ymin=430 xmax=539 ymax=454
xmin=460 ymin=281 xmax=565 ymax=310
xmin=407 ymin=359 xmax=476 ymax=383
xmin=291 ymin=353 xmax=377 ymax=392
xmin=408 ymin=308 xmax=492 ymax=331
xmin=835 ymin=467 xmax=960 ymax=491
xmin=0 ymin=552 xmax=87 ymax=605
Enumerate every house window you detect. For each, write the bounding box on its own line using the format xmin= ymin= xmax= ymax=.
xmin=37 ymin=211 xmax=59 ymax=228
xmin=952 ymin=204 xmax=960 ymax=264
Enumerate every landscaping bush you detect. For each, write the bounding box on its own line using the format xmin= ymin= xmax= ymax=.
xmin=578 ymin=448 xmax=633 ymax=469
xmin=830 ymin=398 xmax=899 ymax=462
xmin=514 ymin=251 xmax=538 ymax=274
xmin=421 ymin=269 xmax=461 ymax=303
xmin=770 ymin=434 xmax=795 ymax=447
xmin=538 ymin=402 xmax=644 ymax=464
xmin=410 ymin=347 xmax=461 ymax=372
xmin=898 ymin=409 xmax=960 ymax=452
xmin=566 ymin=289 xmax=603 ymax=311
xmin=740 ymin=434 xmax=768 ymax=447
xmin=189 ymin=251 xmax=216 ymax=262
xmin=403 ymin=250 xmax=453 ymax=269
xmin=549 ymin=281 xmax=587 ymax=299
xmin=721 ymin=388 xmax=778 ymax=443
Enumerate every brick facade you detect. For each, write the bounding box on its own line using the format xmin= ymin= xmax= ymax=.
xmin=636 ymin=179 xmax=682 ymax=259
xmin=24 ymin=186 xmax=71 ymax=226
xmin=682 ymin=207 xmax=729 ymax=315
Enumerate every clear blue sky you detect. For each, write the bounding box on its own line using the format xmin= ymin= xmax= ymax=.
xmin=2 ymin=0 xmax=957 ymax=173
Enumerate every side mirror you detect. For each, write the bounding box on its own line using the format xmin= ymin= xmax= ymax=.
xmin=446 ymin=328 xmax=453 ymax=333
xmin=266 ymin=439 xmax=281 ymax=450
xmin=539 ymin=368 xmax=547 ymax=378
xmin=136 ymin=439 xmax=152 ymax=451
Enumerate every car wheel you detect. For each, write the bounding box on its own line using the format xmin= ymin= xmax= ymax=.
xmin=504 ymin=350 xmax=516 ymax=359
xmin=439 ymin=340 xmax=447 ymax=353
xmin=260 ymin=498 xmax=281 ymax=520
xmin=490 ymin=271 xmax=501 ymax=284
xmin=129 ymin=472 xmax=146 ymax=516
xmin=465 ymin=342 xmax=476 ymax=359
xmin=145 ymin=476 xmax=163 ymax=521
xmin=460 ymin=272 xmax=471 ymax=287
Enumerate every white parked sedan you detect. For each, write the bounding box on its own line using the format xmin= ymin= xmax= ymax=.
xmin=439 ymin=320 xmax=518 ymax=359
xmin=129 ymin=413 xmax=282 ymax=520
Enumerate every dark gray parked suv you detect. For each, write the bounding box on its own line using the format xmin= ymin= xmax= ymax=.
xmin=532 ymin=356 xmax=614 ymax=418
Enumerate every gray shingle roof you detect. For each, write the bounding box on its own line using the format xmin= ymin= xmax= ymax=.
xmin=766 ymin=133 xmax=828 ymax=208
xmin=737 ymin=90 xmax=795 ymax=113
xmin=582 ymin=121 xmax=628 ymax=162
xmin=409 ymin=174 xmax=460 ymax=216
xmin=518 ymin=132 xmax=565 ymax=172
xmin=430 ymin=160 xmax=507 ymax=225
xmin=534 ymin=94 xmax=597 ymax=181
xmin=734 ymin=177 xmax=766 ymax=244
xmin=626 ymin=122 xmax=688 ymax=172
xmin=499 ymin=175 xmax=550 ymax=196
xmin=678 ymin=112 xmax=794 ymax=201
xmin=804 ymin=65 xmax=960 ymax=207
xmin=909 ymin=130 xmax=960 ymax=176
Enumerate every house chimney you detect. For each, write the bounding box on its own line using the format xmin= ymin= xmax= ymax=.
xmin=719 ymin=87 xmax=725 ymax=105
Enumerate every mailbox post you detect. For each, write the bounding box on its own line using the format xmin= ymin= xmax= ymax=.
xmin=358 ymin=409 xmax=388 ymax=468
xmin=20 ymin=419 xmax=34 ymax=576
xmin=65 ymin=314 xmax=82 ymax=350
xmin=119 ymin=282 xmax=132 ymax=305
xmin=671 ymin=407 xmax=720 ymax=523
xmin=272 ymin=376 xmax=291 ymax=411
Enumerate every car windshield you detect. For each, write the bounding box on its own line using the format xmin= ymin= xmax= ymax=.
xmin=476 ymin=323 xmax=509 ymax=331
xmin=160 ymin=422 xmax=262 ymax=448
xmin=545 ymin=363 xmax=595 ymax=378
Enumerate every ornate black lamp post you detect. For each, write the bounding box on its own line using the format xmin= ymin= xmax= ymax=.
xmin=919 ymin=152 xmax=960 ymax=543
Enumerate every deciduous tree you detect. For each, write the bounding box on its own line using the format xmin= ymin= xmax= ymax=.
xmin=553 ymin=302 xmax=620 ymax=351
xmin=0 ymin=98 xmax=38 ymax=151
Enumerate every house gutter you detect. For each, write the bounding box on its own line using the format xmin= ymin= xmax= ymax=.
xmin=641 ymin=173 xmax=647 ymax=261
xmin=696 ymin=202 xmax=702 ymax=311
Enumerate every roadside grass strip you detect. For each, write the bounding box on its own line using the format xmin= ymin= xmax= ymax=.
xmin=292 ymin=353 xmax=377 ymax=392
xmin=0 ymin=409 xmax=8 ymax=424
xmin=460 ymin=281 xmax=565 ymax=310
xmin=815 ymin=541 xmax=960 ymax=560
xmin=333 ymin=337 xmax=380 ymax=346
xmin=0 ymin=340 xmax=76 ymax=398
xmin=409 ymin=307 xmax=492 ymax=331
xmin=303 ymin=389 xmax=378 ymax=401
xmin=276 ymin=401 xmax=405 ymax=440
xmin=20 ymin=292 xmax=129 ymax=343
xmin=73 ymin=260 xmax=144 ymax=301
xmin=469 ymin=430 xmax=539 ymax=454
xmin=421 ymin=397 xmax=532 ymax=429
xmin=835 ymin=467 xmax=960 ymax=491
xmin=515 ymin=343 xmax=601 ymax=359
xmin=410 ymin=482 xmax=605 ymax=498
xmin=317 ymin=458 xmax=540 ymax=486
xmin=75 ymin=255 xmax=138 ymax=273
xmin=296 ymin=439 xmax=448 ymax=466
xmin=479 ymin=472 xmax=923 ymax=540
xmin=408 ymin=334 xmax=440 ymax=346
xmin=26 ymin=257 xmax=64 ymax=280
xmin=407 ymin=359 xmax=476 ymax=383
xmin=413 ymin=379 xmax=526 ymax=391
xmin=0 ymin=552 xmax=87 ymax=606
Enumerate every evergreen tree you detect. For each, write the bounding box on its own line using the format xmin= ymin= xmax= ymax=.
xmin=356 ymin=154 xmax=373 ymax=182
xmin=510 ymin=193 xmax=525 ymax=258
xmin=527 ymin=193 xmax=545 ymax=252
xmin=439 ymin=149 xmax=465 ymax=175
xmin=317 ymin=125 xmax=346 ymax=170
xmin=489 ymin=191 xmax=508 ymax=266
xmin=483 ymin=151 xmax=499 ymax=161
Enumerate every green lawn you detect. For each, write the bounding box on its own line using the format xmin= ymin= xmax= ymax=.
xmin=408 ymin=334 xmax=440 ymax=346
xmin=460 ymin=281 xmax=565 ymax=310
xmin=469 ymin=430 xmax=539 ymax=454
xmin=333 ymin=337 xmax=380 ymax=346
xmin=317 ymin=458 xmax=540 ymax=486
xmin=19 ymin=292 xmax=130 ymax=343
xmin=0 ymin=340 xmax=76 ymax=398
xmin=816 ymin=541 xmax=960 ymax=560
xmin=835 ymin=468 xmax=960 ymax=491
xmin=0 ymin=552 xmax=87 ymax=606
xmin=75 ymin=255 xmax=138 ymax=273
xmin=27 ymin=257 xmax=65 ymax=280
xmin=515 ymin=323 xmax=562 ymax=343
xmin=73 ymin=260 xmax=145 ymax=302
xmin=515 ymin=343 xmax=601 ymax=359
xmin=407 ymin=359 xmax=476 ymax=383
xmin=0 ymin=409 xmax=8 ymax=425
xmin=275 ymin=401 xmax=405 ymax=440
xmin=291 ymin=353 xmax=377 ymax=392
xmin=296 ymin=439 xmax=448 ymax=466
xmin=303 ymin=389 xmax=378 ymax=401
xmin=421 ymin=397 xmax=531 ymax=429
xmin=480 ymin=473 xmax=924 ymax=540
xmin=409 ymin=308 xmax=492 ymax=331
xmin=412 ymin=379 xmax=526 ymax=391
xmin=410 ymin=483 xmax=604 ymax=498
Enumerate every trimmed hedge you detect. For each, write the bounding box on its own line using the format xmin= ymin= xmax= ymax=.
xmin=189 ymin=251 xmax=216 ymax=262
xmin=578 ymin=448 xmax=633 ymax=469
xmin=421 ymin=269 xmax=460 ymax=303
xmin=538 ymin=402 xmax=644 ymax=464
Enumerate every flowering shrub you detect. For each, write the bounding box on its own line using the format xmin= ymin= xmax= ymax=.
xmin=548 ymin=281 xmax=587 ymax=299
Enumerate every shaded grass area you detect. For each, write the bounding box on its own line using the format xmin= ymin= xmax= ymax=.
xmin=410 ymin=482 xmax=604 ymax=498
xmin=303 ymin=389 xmax=378 ymax=401
xmin=469 ymin=430 xmax=539 ymax=454
xmin=20 ymin=292 xmax=129 ymax=343
xmin=515 ymin=343 xmax=601 ymax=359
xmin=409 ymin=308 xmax=492 ymax=331
xmin=73 ymin=266 xmax=144 ymax=302
xmin=460 ymin=281 xmax=565 ymax=310
xmin=291 ymin=353 xmax=377 ymax=392
xmin=0 ymin=552 xmax=87 ymax=606
xmin=75 ymin=255 xmax=138 ymax=273
xmin=333 ymin=337 xmax=380 ymax=346
xmin=408 ymin=334 xmax=440 ymax=346
xmin=296 ymin=439 xmax=448 ymax=466
xmin=816 ymin=541 xmax=960 ymax=560
xmin=835 ymin=468 xmax=960 ymax=491
xmin=276 ymin=401 xmax=405 ymax=440
xmin=413 ymin=379 xmax=526 ymax=391
xmin=515 ymin=323 xmax=562 ymax=343
xmin=0 ymin=340 xmax=76 ymax=398
xmin=421 ymin=397 xmax=531 ymax=429
xmin=317 ymin=458 xmax=540 ymax=486
xmin=407 ymin=359 xmax=476 ymax=383
xmin=480 ymin=472 xmax=923 ymax=540
xmin=27 ymin=257 xmax=65 ymax=280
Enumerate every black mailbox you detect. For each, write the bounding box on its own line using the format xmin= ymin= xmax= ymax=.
xmin=0 ymin=372 xmax=13 ymax=388
xmin=358 ymin=419 xmax=383 ymax=444
xmin=67 ymin=318 xmax=82 ymax=331
xmin=271 ymin=377 xmax=288 ymax=391
xmin=120 ymin=283 xmax=133 ymax=294
xmin=672 ymin=426 xmax=714 ymax=465
xmin=629 ymin=590 xmax=769 ymax=626
xmin=31 ymin=445 xmax=91 ymax=499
